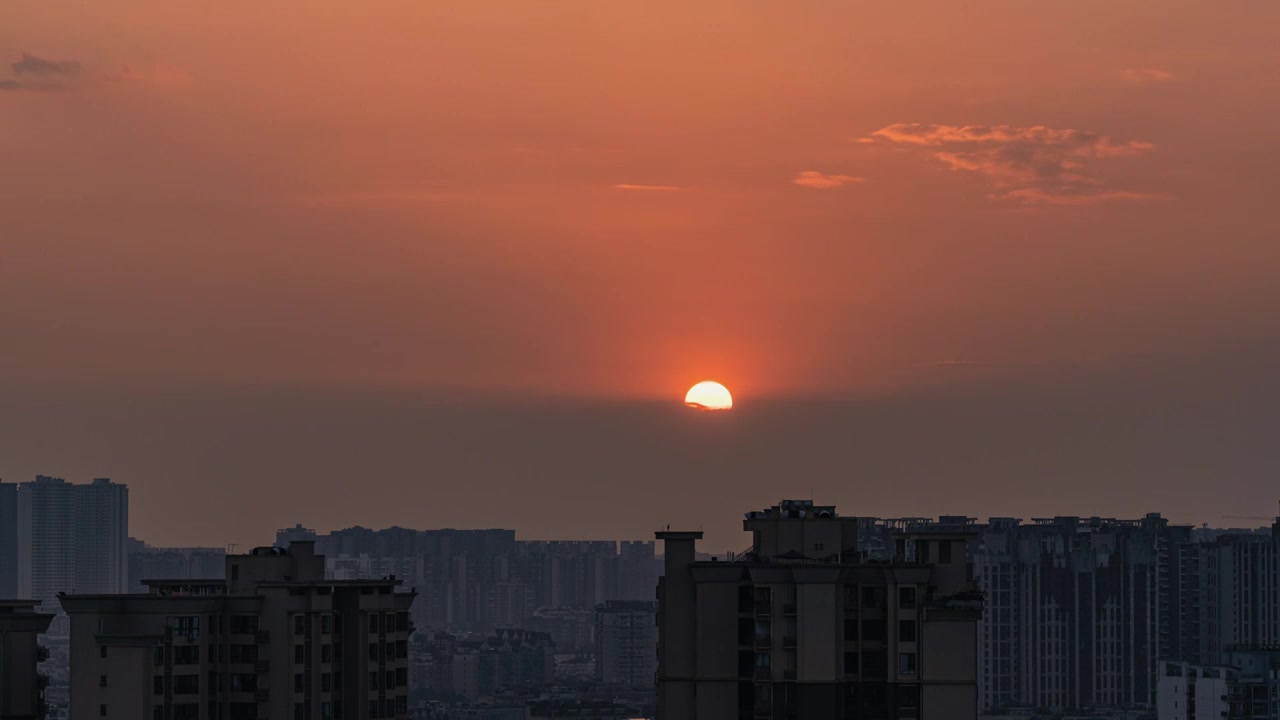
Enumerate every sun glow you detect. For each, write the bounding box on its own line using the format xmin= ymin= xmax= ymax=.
xmin=685 ymin=381 xmax=733 ymax=410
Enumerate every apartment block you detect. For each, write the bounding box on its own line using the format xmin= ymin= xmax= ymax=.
xmin=0 ymin=600 xmax=55 ymax=720
xmin=59 ymin=541 xmax=416 ymax=720
xmin=656 ymin=500 xmax=982 ymax=720
xmin=596 ymin=600 xmax=657 ymax=687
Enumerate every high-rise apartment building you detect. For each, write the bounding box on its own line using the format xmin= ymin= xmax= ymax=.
xmin=0 ymin=481 xmax=18 ymax=598
xmin=656 ymin=500 xmax=982 ymax=720
xmin=59 ymin=541 xmax=416 ymax=720
xmin=16 ymin=476 xmax=129 ymax=612
xmin=0 ymin=600 xmax=55 ymax=720
xmin=595 ymin=600 xmax=657 ymax=687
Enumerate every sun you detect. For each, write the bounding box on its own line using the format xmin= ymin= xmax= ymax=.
xmin=685 ymin=381 xmax=733 ymax=411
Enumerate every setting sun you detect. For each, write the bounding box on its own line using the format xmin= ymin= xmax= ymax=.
xmin=685 ymin=381 xmax=733 ymax=411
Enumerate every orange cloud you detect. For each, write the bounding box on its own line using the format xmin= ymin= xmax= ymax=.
xmin=611 ymin=184 xmax=683 ymax=192
xmin=864 ymin=123 xmax=1159 ymax=204
xmin=1122 ymin=68 xmax=1177 ymax=84
xmin=792 ymin=171 xmax=865 ymax=189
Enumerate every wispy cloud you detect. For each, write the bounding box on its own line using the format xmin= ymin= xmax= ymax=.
xmin=611 ymin=184 xmax=684 ymax=192
xmin=1121 ymin=68 xmax=1177 ymax=84
xmin=863 ymin=123 xmax=1163 ymax=204
xmin=1 ymin=52 xmax=82 ymax=92
xmin=792 ymin=171 xmax=866 ymax=190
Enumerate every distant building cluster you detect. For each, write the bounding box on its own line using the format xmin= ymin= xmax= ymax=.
xmin=3 ymin=476 xmax=1280 ymax=720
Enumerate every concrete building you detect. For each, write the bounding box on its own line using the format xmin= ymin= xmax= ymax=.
xmin=971 ymin=514 xmax=1181 ymax=712
xmin=1157 ymin=649 xmax=1280 ymax=720
xmin=277 ymin=524 xmax=318 ymax=549
xmin=59 ymin=540 xmax=416 ymax=720
xmin=16 ymin=476 xmax=129 ymax=614
xmin=127 ymin=541 xmax=226 ymax=593
xmin=0 ymin=482 xmax=18 ymax=598
xmin=656 ymin=500 xmax=982 ymax=720
xmin=595 ymin=600 xmax=656 ymax=688
xmin=0 ymin=600 xmax=55 ymax=720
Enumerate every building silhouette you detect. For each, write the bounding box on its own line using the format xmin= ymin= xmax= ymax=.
xmin=595 ymin=600 xmax=657 ymax=687
xmin=655 ymin=500 xmax=982 ymax=720
xmin=59 ymin=540 xmax=416 ymax=720
xmin=15 ymin=476 xmax=129 ymax=615
xmin=0 ymin=482 xmax=18 ymax=599
xmin=0 ymin=600 xmax=55 ymax=720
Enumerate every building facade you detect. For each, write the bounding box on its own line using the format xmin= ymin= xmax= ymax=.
xmin=60 ymin=541 xmax=416 ymax=720
xmin=656 ymin=500 xmax=982 ymax=720
xmin=16 ymin=476 xmax=129 ymax=613
xmin=0 ymin=600 xmax=55 ymax=720
xmin=595 ymin=600 xmax=657 ymax=687
xmin=0 ymin=482 xmax=18 ymax=598
xmin=1157 ymin=649 xmax=1280 ymax=720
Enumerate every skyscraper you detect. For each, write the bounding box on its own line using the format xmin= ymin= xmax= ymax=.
xmin=0 ymin=481 xmax=18 ymax=599
xmin=16 ymin=476 xmax=129 ymax=613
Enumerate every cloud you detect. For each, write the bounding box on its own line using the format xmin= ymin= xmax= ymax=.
xmin=863 ymin=123 xmax=1161 ymax=204
xmin=611 ymin=184 xmax=684 ymax=192
xmin=792 ymin=171 xmax=866 ymax=190
xmin=1122 ymin=68 xmax=1177 ymax=84
xmin=1 ymin=52 xmax=84 ymax=92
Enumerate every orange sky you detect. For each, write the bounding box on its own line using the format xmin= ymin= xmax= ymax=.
xmin=3 ymin=1 xmax=1280 ymax=546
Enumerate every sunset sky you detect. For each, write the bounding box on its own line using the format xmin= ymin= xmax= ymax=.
xmin=3 ymin=1 xmax=1279 ymax=549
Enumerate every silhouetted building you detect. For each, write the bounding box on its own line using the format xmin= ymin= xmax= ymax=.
xmin=0 ymin=600 xmax=55 ymax=720
xmin=277 ymin=524 xmax=318 ymax=548
xmin=595 ymin=600 xmax=657 ymax=688
xmin=0 ymin=482 xmax=18 ymax=598
xmin=17 ymin=476 xmax=129 ymax=615
xmin=126 ymin=540 xmax=226 ymax=593
xmin=656 ymin=500 xmax=982 ymax=720
xmin=59 ymin=540 xmax=416 ymax=720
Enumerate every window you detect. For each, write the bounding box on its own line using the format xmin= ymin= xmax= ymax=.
xmin=100 ymin=704 xmax=107 ymax=717
xmin=154 ymin=647 xmax=164 ymax=667
xmin=100 ymin=675 xmax=107 ymax=687
xmin=154 ymin=676 xmax=164 ymax=695
xmin=294 ymin=673 xmax=304 ymax=693
xmin=321 ymin=644 xmax=332 ymax=663
xmin=899 ymin=587 xmax=916 ymax=609
xmin=899 ymin=620 xmax=917 ymax=643
xmin=844 ymin=619 xmax=858 ymax=642
xmin=322 ymin=701 xmax=333 ymax=720
xmin=385 ymin=669 xmax=396 ymax=689
xmin=295 ymin=645 xmax=305 ymax=664
xmin=369 ymin=614 xmax=379 ymax=633
xmin=230 ymin=563 xmax=239 ymax=580
xmin=385 ymin=642 xmax=396 ymax=660
xmin=395 ymin=667 xmax=407 ymax=686
xmin=100 ymin=645 xmax=108 ymax=659
xmin=154 ymin=707 xmax=164 ymax=720
xmin=369 ymin=644 xmax=379 ymax=662
xmin=294 ymin=703 xmax=305 ymax=720
xmin=321 ymin=673 xmax=332 ymax=692
xmin=174 ymin=646 xmax=200 ymax=665
xmin=321 ymin=614 xmax=332 ymax=634
xmin=940 ymin=541 xmax=953 ymax=563
xmin=294 ymin=615 xmax=306 ymax=636
xmin=368 ymin=701 xmax=379 ymax=719
xmin=861 ymin=618 xmax=886 ymax=642
xmin=861 ymin=585 xmax=882 ymax=609
xmin=174 ymin=675 xmax=199 ymax=695
xmin=899 ymin=652 xmax=917 ymax=675
xmin=369 ymin=671 xmax=379 ymax=690
xmin=844 ymin=651 xmax=858 ymax=675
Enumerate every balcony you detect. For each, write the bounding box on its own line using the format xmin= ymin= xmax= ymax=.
xmin=753 ymin=667 xmax=771 ymax=681
xmin=754 ymin=600 xmax=771 ymax=615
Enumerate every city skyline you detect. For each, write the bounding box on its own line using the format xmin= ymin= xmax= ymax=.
xmin=4 ymin=0 xmax=1280 ymax=553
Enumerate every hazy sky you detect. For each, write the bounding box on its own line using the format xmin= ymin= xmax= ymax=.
xmin=3 ymin=1 xmax=1278 ymax=549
